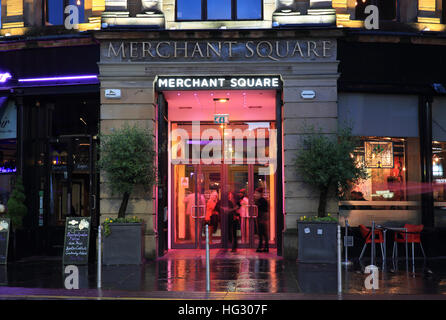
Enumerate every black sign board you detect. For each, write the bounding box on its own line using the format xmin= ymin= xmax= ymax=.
xmin=0 ymin=218 xmax=10 ymax=265
xmin=63 ymin=217 xmax=91 ymax=265
xmin=156 ymin=75 xmax=282 ymax=91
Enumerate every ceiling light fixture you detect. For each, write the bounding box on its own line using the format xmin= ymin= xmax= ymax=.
xmin=213 ymin=98 xmax=229 ymax=103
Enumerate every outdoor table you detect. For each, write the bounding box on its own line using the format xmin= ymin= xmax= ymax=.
xmin=376 ymin=225 xmax=409 ymax=269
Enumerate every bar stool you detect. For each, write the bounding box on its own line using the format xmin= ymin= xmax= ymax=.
xmin=359 ymin=224 xmax=385 ymax=260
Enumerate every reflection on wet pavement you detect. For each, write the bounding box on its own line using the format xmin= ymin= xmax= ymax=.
xmin=1 ymin=249 xmax=446 ymax=295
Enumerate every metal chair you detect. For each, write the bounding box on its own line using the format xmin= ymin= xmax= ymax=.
xmin=359 ymin=224 xmax=385 ymax=260
xmin=392 ymin=224 xmax=426 ymax=261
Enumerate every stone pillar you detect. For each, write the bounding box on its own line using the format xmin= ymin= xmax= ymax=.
xmin=281 ymin=58 xmax=339 ymax=259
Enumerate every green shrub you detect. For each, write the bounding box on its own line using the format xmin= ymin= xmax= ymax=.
xmin=6 ymin=176 xmax=27 ymax=230
xmin=98 ymin=124 xmax=156 ymax=219
xmin=294 ymin=124 xmax=368 ymax=218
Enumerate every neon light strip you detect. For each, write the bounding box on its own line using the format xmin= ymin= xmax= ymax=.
xmin=18 ymin=75 xmax=98 ymax=83
xmin=0 ymin=73 xmax=12 ymax=83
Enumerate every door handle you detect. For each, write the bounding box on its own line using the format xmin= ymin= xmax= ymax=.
xmin=248 ymin=205 xmax=258 ymax=218
xmin=191 ymin=205 xmax=205 ymax=219
xmin=91 ymin=194 xmax=96 ymax=210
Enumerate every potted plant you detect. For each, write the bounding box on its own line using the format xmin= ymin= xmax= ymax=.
xmin=294 ymin=125 xmax=368 ymax=263
xmin=98 ymin=124 xmax=156 ymax=265
xmin=5 ymin=176 xmax=27 ymax=261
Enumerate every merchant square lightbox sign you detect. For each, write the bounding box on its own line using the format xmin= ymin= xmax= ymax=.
xmin=155 ymin=76 xmax=282 ymax=91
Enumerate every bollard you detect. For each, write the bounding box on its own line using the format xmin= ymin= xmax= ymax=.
xmin=342 ymin=219 xmax=352 ymax=266
xmin=371 ymin=221 xmax=375 ymax=267
xmin=205 ymin=224 xmax=210 ymax=293
xmin=97 ymin=225 xmax=102 ymax=289
xmin=337 ymin=224 xmax=342 ymax=295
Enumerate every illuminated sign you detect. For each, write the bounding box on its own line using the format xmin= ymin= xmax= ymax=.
xmin=214 ymin=114 xmax=229 ymax=124
xmin=0 ymin=73 xmax=12 ymax=83
xmin=156 ymin=76 xmax=282 ymax=90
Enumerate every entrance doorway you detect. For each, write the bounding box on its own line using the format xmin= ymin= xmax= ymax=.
xmin=162 ymin=88 xmax=282 ymax=252
xmin=171 ymin=122 xmax=276 ymax=249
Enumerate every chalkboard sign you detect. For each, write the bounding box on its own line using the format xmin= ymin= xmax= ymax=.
xmin=63 ymin=217 xmax=91 ymax=265
xmin=0 ymin=219 xmax=10 ymax=265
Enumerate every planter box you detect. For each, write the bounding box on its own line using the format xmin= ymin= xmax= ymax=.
xmin=297 ymin=221 xmax=337 ymax=263
xmin=103 ymin=223 xmax=144 ymax=265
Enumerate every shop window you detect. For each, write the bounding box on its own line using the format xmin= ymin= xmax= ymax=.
xmin=176 ymin=0 xmax=262 ymax=21
xmin=433 ymin=141 xmax=446 ymax=201
xmin=46 ymin=0 xmax=85 ymax=25
xmin=342 ymin=137 xmax=412 ymax=202
xmin=355 ymin=0 xmax=397 ymax=21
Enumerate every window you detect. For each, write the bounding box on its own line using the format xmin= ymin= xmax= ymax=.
xmin=0 ymin=97 xmax=17 ymax=206
xmin=355 ymin=0 xmax=397 ymax=21
xmin=176 ymin=0 xmax=262 ymax=21
xmin=342 ymin=137 xmax=414 ymax=202
xmin=46 ymin=0 xmax=85 ymax=26
xmin=433 ymin=141 xmax=446 ymax=201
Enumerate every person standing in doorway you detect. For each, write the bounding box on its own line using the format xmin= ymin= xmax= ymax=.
xmin=226 ymin=191 xmax=240 ymax=252
xmin=205 ymin=191 xmax=219 ymax=244
xmin=254 ymin=187 xmax=269 ymax=253
xmin=237 ymin=189 xmax=249 ymax=244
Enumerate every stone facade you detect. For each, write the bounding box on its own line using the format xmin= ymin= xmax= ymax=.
xmin=97 ymin=29 xmax=341 ymax=259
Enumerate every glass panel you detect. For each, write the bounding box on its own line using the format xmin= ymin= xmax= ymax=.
xmin=177 ymin=0 xmax=202 ymax=20
xmin=171 ymin=121 xmax=277 ymax=248
xmin=200 ymin=165 xmax=222 ymax=246
xmin=227 ymin=165 xmax=250 ymax=246
xmin=433 ymin=141 xmax=446 ymax=201
xmin=174 ymin=165 xmax=199 ymax=245
xmin=254 ymin=164 xmax=275 ymax=245
xmin=237 ymin=0 xmax=262 ymax=19
xmin=207 ymin=0 xmax=232 ymax=20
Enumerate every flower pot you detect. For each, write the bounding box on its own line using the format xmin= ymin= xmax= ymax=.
xmin=297 ymin=221 xmax=337 ymax=263
xmin=102 ymin=223 xmax=144 ymax=265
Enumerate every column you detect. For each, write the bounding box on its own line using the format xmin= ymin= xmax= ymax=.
xmin=419 ymin=95 xmax=435 ymax=228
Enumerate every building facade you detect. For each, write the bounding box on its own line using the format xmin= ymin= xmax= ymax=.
xmin=1 ymin=0 xmax=446 ymax=260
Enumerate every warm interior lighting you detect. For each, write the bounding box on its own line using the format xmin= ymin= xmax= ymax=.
xmin=213 ymin=98 xmax=229 ymax=103
xmin=77 ymin=0 xmax=82 ymax=5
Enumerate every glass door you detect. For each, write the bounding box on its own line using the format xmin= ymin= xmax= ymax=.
xmin=171 ymin=121 xmax=276 ymax=250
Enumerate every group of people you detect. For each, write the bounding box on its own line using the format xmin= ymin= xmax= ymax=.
xmin=198 ymin=187 xmax=270 ymax=253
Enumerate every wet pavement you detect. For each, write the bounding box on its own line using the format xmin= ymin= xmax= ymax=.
xmin=1 ymin=248 xmax=446 ymax=299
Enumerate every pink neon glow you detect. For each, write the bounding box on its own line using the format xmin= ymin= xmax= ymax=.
xmin=0 ymin=73 xmax=12 ymax=83
xmin=18 ymin=75 xmax=98 ymax=82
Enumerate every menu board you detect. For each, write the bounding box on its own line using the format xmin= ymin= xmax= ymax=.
xmin=63 ymin=217 xmax=91 ymax=265
xmin=0 ymin=219 xmax=10 ymax=265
